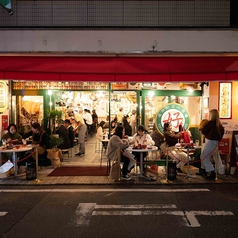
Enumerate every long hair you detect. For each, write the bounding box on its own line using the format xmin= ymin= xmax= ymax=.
xmin=113 ymin=125 xmax=123 ymax=139
xmin=98 ymin=120 xmax=105 ymax=128
xmin=209 ymin=109 xmax=223 ymax=136
xmin=163 ymin=122 xmax=170 ymax=134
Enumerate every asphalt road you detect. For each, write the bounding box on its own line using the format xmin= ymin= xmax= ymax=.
xmin=0 ymin=184 xmax=238 ymax=238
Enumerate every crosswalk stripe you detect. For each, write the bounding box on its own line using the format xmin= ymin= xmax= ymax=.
xmin=0 ymin=212 xmax=7 ymax=216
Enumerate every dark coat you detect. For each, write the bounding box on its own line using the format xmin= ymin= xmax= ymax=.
xmin=56 ymin=125 xmax=71 ymax=149
xmin=67 ymin=125 xmax=75 ymax=148
xmin=202 ymin=120 xmax=224 ymax=141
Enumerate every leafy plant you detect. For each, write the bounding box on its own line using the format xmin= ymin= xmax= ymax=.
xmin=48 ymin=135 xmax=63 ymax=149
xmin=45 ymin=109 xmax=63 ymax=120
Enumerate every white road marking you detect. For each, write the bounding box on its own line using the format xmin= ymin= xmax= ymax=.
xmin=96 ymin=204 xmax=177 ymax=209
xmin=0 ymin=212 xmax=7 ymax=216
xmin=0 ymin=188 xmax=210 ymax=193
xmin=185 ymin=211 xmax=235 ymax=227
xmin=74 ymin=203 xmax=234 ymax=227
xmin=73 ymin=203 xmax=97 ymax=226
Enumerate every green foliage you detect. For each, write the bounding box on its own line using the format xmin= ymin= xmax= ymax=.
xmin=48 ymin=135 xmax=63 ymax=148
xmin=45 ymin=109 xmax=63 ymax=120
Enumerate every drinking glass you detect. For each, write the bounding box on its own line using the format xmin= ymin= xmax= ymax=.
xmin=195 ymin=140 xmax=199 ymax=146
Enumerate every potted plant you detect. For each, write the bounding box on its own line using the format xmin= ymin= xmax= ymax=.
xmin=47 ymin=135 xmax=64 ymax=168
xmin=45 ymin=109 xmax=63 ymax=133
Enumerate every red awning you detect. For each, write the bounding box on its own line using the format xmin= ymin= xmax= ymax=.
xmin=0 ymin=55 xmax=238 ymax=82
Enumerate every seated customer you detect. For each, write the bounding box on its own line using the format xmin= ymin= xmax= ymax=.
xmin=64 ymin=119 xmax=75 ymax=148
xmin=96 ymin=121 xmax=107 ymax=149
xmin=21 ymin=122 xmax=49 ymax=165
xmin=2 ymin=124 xmax=22 ymax=163
xmin=2 ymin=123 xmax=22 ymax=145
xmin=150 ymin=124 xmax=164 ymax=148
xmin=163 ymin=122 xmax=187 ymax=173
xmin=130 ymin=125 xmax=155 ymax=169
xmin=96 ymin=121 xmax=106 ymax=141
xmin=56 ymin=121 xmax=71 ymax=149
xmin=106 ymin=125 xmax=132 ymax=180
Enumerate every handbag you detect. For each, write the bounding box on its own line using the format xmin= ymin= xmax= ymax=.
xmin=109 ymin=161 xmax=121 ymax=181
xmin=180 ymin=131 xmax=191 ymax=143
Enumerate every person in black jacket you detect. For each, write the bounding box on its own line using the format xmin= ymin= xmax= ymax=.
xmin=64 ymin=119 xmax=75 ymax=148
xmin=198 ymin=109 xmax=224 ymax=180
xmin=56 ymin=121 xmax=71 ymax=149
xmin=122 ymin=115 xmax=132 ymax=136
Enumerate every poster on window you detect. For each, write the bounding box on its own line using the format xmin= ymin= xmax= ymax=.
xmin=219 ymin=82 xmax=232 ymax=119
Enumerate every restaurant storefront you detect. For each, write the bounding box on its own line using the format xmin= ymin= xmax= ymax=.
xmin=8 ymin=81 xmax=202 ymax=137
xmin=1 ymin=54 xmax=238 ymax=173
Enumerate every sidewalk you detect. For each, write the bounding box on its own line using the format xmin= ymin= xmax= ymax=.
xmin=1 ymin=136 xmax=238 ymax=186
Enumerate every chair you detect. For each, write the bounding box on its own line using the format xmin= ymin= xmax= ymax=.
xmin=61 ymin=148 xmax=72 ymax=163
xmin=95 ymin=140 xmax=102 ymax=153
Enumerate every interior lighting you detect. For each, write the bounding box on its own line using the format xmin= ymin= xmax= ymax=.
xmin=148 ymin=90 xmax=154 ymax=97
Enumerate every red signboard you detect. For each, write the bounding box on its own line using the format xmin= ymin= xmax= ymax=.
xmin=218 ymin=138 xmax=229 ymax=154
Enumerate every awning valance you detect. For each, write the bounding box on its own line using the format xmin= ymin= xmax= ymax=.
xmin=1 ymin=55 xmax=238 ymax=82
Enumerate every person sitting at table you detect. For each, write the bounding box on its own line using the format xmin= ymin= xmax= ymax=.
xmin=106 ymin=125 xmax=132 ymax=180
xmin=21 ymin=122 xmax=49 ymax=166
xmin=96 ymin=121 xmax=106 ymax=141
xmin=163 ymin=122 xmax=187 ymax=173
xmin=1 ymin=124 xmax=23 ymax=163
xmin=2 ymin=124 xmax=22 ymax=145
xmin=96 ymin=120 xmax=108 ymax=149
xmin=55 ymin=120 xmax=71 ymax=149
xmin=64 ymin=119 xmax=75 ymax=148
xmin=130 ymin=125 xmax=155 ymax=170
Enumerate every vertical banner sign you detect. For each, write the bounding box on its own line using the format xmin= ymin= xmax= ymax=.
xmin=155 ymin=103 xmax=190 ymax=135
xmin=2 ymin=115 xmax=8 ymax=130
xmin=0 ymin=0 xmax=13 ymax=15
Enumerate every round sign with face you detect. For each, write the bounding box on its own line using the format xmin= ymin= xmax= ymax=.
xmin=155 ymin=103 xmax=190 ymax=135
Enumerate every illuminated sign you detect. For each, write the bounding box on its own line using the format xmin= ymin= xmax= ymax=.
xmin=0 ymin=81 xmax=8 ymax=113
xmin=155 ymin=103 xmax=190 ymax=135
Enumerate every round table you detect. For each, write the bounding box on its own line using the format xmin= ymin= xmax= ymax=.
xmin=126 ymin=146 xmax=158 ymax=179
xmin=0 ymin=145 xmax=33 ymax=176
xmin=175 ymin=144 xmax=201 ymax=179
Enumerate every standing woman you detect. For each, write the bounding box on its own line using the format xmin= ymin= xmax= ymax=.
xmin=122 ymin=115 xmax=132 ymax=136
xmin=129 ymin=109 xmax=137 ymax=136
xmin=2 ymin=124 xmax=22 ymax=145
xmin=200 ymin=109 xmax=224 ymax=180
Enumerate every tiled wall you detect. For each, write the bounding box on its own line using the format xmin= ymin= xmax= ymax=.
xmin=0 ymin=0 xmax=230 ymax=27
